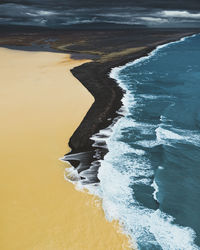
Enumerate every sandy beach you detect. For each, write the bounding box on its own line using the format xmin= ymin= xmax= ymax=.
xmin=0 ymin=48 xmax=130 ymax=250
xmin=0 ymin=0 xmax=200 ymax=246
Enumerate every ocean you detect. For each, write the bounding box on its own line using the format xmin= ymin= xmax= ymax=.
xmin=97 ymin=34 xmax=200 ymax=249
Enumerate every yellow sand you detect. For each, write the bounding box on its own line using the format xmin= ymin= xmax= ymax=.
xmin=0 ymin=48 xmax=130 ymax=250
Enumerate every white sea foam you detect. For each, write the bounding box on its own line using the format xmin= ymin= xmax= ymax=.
xmin=97 ymin=120 xmax=199 ymax=248
xmin=156 ymin=126 xmax=200 ymax=147
xmin=62 ymin=33 xmax=200 ymax=249
xmin=156 ymin=126 xmax=184 ymax=141
xmin=63 ymin=162 xmax=101 ymax=195
xmin=97 ymin=34 xmax=200 ymax=249
xmin=64 ymin=165 xmax=80 ymax=182
xmin=172 ymin=128 xmax=200 ymax=147
xmin=110 ymin=33 xmax=199 ymax=81
xmin=138 ymin=94 xmax=171 ymax=100
xmin=151 ymin=179 xmax=159 ymax=202
xmin=98 ymin=150 xmax=199 ymax=249
xmin=135 ymin=139 xmax=161 ymax=148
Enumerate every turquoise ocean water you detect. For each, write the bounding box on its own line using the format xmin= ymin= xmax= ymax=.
xmin=97 ymin=34 xmax=200 ymax=249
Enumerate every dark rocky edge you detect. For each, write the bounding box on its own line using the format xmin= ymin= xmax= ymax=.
xmin=1 ymin=26 xmax=199 ymax=183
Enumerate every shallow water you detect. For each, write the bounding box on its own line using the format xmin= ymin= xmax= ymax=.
xmin=98 ymin=34 xmax=200 ymax=249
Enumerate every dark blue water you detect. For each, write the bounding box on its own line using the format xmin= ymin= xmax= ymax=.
xmin=98 ymin=34 xmax=200 ymax=249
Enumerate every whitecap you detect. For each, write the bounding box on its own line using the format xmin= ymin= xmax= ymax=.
xmin=97 ymin=33 xmax=200 ymax=249
xmin=151 ymin=179 xmax=159 ymax=202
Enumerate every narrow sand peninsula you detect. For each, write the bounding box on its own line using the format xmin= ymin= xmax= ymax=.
xmin=0 ymin=48 xmax=130 ymax=250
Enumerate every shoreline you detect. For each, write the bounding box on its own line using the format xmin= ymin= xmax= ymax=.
xmin=95 ymin=32 xmax=200 ymax=250
xmin=1 ymin=28 xmax=199 ymax=249
xmin=1 ymin=28 xmax=199 ymax=184
xmin=66 ymin=31 xmax=198 ymax=184
xmin=64 ymin=32 xmax=200 ymax=247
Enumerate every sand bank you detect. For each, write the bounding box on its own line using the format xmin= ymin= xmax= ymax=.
xmin=0 ymin=48 xmax=130 ymax=250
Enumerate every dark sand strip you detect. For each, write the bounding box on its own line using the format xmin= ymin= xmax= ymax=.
xmin=1 ymin=27 xmax=199 ymax=183
xmin=66 ymin=30 xmax=199 ymax=183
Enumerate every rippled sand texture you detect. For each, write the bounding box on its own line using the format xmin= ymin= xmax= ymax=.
xmin=0 ymin=48 xmax=130 ymax=250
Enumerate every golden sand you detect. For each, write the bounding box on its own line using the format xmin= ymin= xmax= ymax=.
xmin=0 ymin=48 xmax=130 ymax=250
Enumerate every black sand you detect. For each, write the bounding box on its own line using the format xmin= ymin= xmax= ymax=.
xmin=1 ymin=26 xmax=199 ymax=183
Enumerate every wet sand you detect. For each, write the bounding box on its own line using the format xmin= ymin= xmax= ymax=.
xmin=0 ymin=48 xmax=130 ymax=250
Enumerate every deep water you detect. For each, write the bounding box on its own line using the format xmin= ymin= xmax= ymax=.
xmin=98 ymin=34 xmax=200 ymax=249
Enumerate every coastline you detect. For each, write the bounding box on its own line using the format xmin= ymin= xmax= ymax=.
xmin=1 ymin=27 xmax=200 ymax=249
xmin=66 ymin=31 xmax=199 ymax=184
xmin=0 ymin=48 xmax=130 ymax=250
xmin=97 ymin=32 xmax=200 ymax=250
